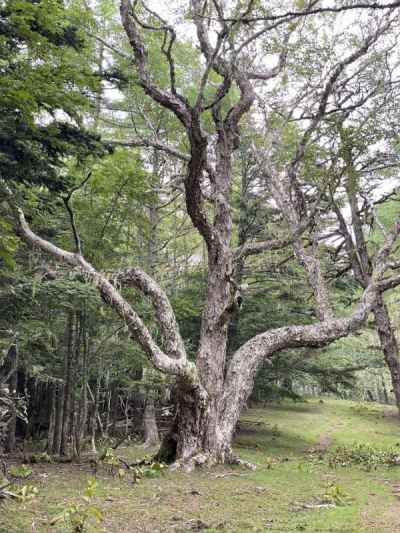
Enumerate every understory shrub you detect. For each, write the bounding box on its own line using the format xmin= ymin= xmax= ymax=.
xmin=327 ymin=442 xmax=400 ymax=470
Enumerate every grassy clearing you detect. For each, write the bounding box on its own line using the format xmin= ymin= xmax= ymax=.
xmin=2 ymin=398 xmax=400 ymax=532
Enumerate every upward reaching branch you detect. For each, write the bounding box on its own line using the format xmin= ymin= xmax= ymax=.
xmin=120 ymin=0 xmax=192 ymax=127
xmin=115 ymin=267 xmax=186 ymax=359
xmin=62 ymin=172 xmax=92 ymax=255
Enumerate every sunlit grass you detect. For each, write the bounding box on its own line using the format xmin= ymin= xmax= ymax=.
xmin=2 ymin=398 xmax=400 ymax=532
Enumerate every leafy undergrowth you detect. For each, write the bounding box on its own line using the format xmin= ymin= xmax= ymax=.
xmin=2 ymin=398 xmax=400 ymax=532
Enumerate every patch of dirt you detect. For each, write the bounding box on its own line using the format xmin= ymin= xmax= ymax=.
xmin=383 ymin=407 xmax=399 ymax=417
xmin=362 ymin=481 xmax=400 ymax=532
xmin=307 ymin=433 xmax=333 ymax=454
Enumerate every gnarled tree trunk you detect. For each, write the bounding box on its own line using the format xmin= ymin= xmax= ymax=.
xmin=157 ymin=381 xmax=236 ymax=467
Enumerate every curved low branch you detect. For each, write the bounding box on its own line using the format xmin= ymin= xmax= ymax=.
xmin=16 ymin=210 xmax=199 ymax=384
xmin=114 ymin=267 xmax=186 ymax=359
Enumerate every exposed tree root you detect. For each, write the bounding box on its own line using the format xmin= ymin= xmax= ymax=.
xmin=170 ymin=452 xmax=211 ymax=473
xmin=228 ymin=455 xmax=257 ymax=471
xmin=168 ymin=451 xmax=257 ymax=473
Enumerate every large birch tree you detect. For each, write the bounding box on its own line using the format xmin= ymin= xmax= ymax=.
xmin=6 ymin=0 xmax=400 ymax=468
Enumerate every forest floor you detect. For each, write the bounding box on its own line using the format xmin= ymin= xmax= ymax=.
xmin=2 ymin=398 xmax=400 ymax=532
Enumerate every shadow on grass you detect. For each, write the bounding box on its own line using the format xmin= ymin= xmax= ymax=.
xmin=250 ymin=401 xmax=321 ymax=415
xmin=235 ymin=426 xmax=312 ymax=456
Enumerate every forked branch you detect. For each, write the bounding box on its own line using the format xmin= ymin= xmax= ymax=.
xmin=15 ymin=209 xmax=198 ymax=382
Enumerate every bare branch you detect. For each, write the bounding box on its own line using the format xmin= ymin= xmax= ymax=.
xmin=106 ymin=138 xmax=190 ymax=161
xmin=86 ymin=32 xmax=131 ymax=61
xmin=133 ymin=0 xmax=180 ymax=96
xmin=289 ymin=16 xmax=395 ymax=177
xmin=233 ymin=212 xmax=314 ymax=261
xmin=227 ymin=1 xmax=400 ymax=24
xmin=63 ymin=171 xmax=92 ymax=255
xmin=120 ymin=0 xmax=192 ymax=127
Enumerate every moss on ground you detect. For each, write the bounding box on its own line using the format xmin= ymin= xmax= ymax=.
xmin=2 ymin=398 xmax=400 ymax=532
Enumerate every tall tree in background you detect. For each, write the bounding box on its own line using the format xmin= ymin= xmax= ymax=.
xmin=330 ymin=120 xmax=400 ymax=411
xmin=0 ymin=0 xmax=105 ymax=190
xmin=0 ymin=0 xmax=107 ymax=267
xmin=6 ymin=1 xmax=400 ymax=468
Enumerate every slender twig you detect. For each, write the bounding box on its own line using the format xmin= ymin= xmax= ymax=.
xmin=63 ymin=171 xmax=92 ymax=255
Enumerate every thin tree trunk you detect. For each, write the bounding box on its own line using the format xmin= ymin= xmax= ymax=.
xmin=5 ymin=343 xmax=18 ymax=453
xmin=123 ymin=393 xmax=130 ymax=436
xmin=72 ymin=312 xmax=82 ymax=457
xmin=382 ymin=376 xmax=390 ymax=405
xmin=71 ymin=406 xmax=78 ymax=458
xmin=93 ymin=40 xmax=104 ymax=132
xmin=104 ymin=371 xmax=111 ymax=438
xmin=46 ymin=383 xmax=56 ymax=453
xmin=110 ymin=384 xmax=119 ymax=436
xmin=78 ymin=312 xmax=88 ymax=453
xmin=60 ymin=312 xmax=74 ymax=456
xmin=52 ymin=383 xmax=64 ymax=455
xmin=88 ymin=376 xmax=102 ymax=453
xmin=143 ymin=397 xmax=159 ymax=448
xmin=373 ymin=294 xmax=400 ymax=411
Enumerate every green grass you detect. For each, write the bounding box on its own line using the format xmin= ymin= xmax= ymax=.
xmin=2 ymin=398 xmax=400 ymax=532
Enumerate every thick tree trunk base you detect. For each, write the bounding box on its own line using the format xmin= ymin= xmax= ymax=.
xmin=154 ymin=391 xmax=246 ymax=471
xmin=155 ymin=435 xmax=256 ymax=472
xmin=154 ymin=421 xmax=234 ymax=470
xmin=170 ymin=451 xmax=228 ymax=473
